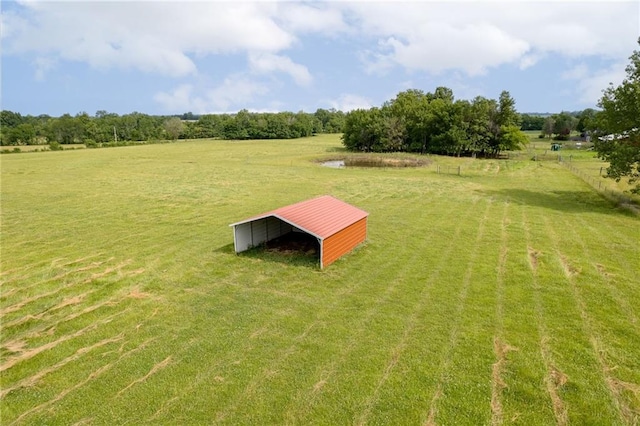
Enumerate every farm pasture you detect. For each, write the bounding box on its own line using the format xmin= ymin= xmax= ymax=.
xmin=1 ymin=134 xmax=638 ymax=424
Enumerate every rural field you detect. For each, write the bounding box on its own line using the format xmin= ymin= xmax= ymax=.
xmin=1 ymin=134 xmax=639 ymax=425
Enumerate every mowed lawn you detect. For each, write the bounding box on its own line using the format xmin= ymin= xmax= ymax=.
xmin=1 ymin=134 xmax=639 ymax=425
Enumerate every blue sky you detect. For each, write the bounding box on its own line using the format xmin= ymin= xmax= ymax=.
xmin=1 ymin=1 xmax=638 ymax=116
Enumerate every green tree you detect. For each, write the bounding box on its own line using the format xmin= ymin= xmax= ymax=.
xmin=47 ymin=113 xmax=83 ymax=144
xmin=520 ymin=114 xmax=545 ymax=131
xmin=576 ymin=108 xmax=597 ymax=134
xmin=552 ymin=112 xmax=577 ymax=140
xmin=163 ymin=117 xmax=184 ymax=140
xmin=542 ymin=116 xmax=555 ymax=139
xmin=499 ymin=125 xmax=529 ymax=151
xmin=3 ymin=123 xmax=36 ymax=145
xmin=594 ymin=38 xmax=640 ymax=193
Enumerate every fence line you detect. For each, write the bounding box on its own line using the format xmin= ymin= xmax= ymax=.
xmin=558 ymin=158 xmax=637 ymax=210
xmin=434 ymin=164 xmax=461 ymax=176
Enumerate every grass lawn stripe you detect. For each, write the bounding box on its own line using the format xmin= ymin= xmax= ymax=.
xmin=214 ymin=193 xmax=470 ymax=424
xmin=422 ymin=202 xmax=496 ymax=424
xmin=355 ymin=197 xmax=484 ymax=425
xmin=526 ymin=209 xmax=620 ymax=423
xmin=522 ymin=206 xmax=571 ymax=425
xmin=423 ymin=199 xmax=499 ymax=424
xmin=497 ymin=202 xmax=556 ymax=425
xmin=279 ymin=198 xmax=457 ymax=424
xmin=277 ymin=193 xmax=481 ymax=424
xmin=170 ymin=200 xmax=425 ymax=423
xmin=568 ymin=213 xmax=640 ymax=316
xmin=2 ymin=136 xmax=638 ymax=424
xmin=543 ymin=213 xmax=640 ymax=423
xmin=491 ymin=200 xmax=512 ymax=425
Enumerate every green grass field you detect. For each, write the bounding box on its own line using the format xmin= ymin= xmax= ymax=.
xmin=1 ymin=134 xmax=639 ymax=425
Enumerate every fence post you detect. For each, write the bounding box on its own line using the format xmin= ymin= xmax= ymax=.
xmin=600 ymin=167 xmax=603 ymax=176
xmin=458 ymin=166 xmax=461 ymax=176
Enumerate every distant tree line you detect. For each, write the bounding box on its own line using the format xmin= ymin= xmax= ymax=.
xmin=342 ymin=87 xmax=528 ymax=157
xmin=0 ymin=108 xmax=346 ymax=147
xmin=538 ymin=109 xmax=597 ymax=140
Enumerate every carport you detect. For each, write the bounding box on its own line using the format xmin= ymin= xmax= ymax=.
xmin=229 ymin=195 xmax=368 ymax=268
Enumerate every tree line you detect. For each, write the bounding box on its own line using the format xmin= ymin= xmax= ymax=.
xmin=342 ymin=88 xmax=528 ymax=157
xmin=0 ymin=108 xmax=346 ymax=147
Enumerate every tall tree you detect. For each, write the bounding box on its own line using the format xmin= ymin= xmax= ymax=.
xmin=163 ymin=117 xmax=184 ymax=140
xmin=576 ymin=108 xmax=597 ymax=134
xmin=552 ymin=112 xmax=578 ymax=140
xmin=594 ymin=38 xmax=640 ymax=193
xmin=542 ymin=116 xmax=555 ymax=139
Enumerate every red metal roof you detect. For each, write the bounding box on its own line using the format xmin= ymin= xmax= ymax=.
xmin=229 ymin=195 xmax=368 ymax=240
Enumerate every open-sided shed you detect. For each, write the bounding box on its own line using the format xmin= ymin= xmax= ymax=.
xmin=229 ymin=195 xmax=368 ymax=268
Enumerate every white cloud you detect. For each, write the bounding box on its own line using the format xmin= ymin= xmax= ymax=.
xmin=380 ymin=23 xmax=529 ymax=75
xmin=154 ymin=84 xmax=207 ymax=113
xmin=328 ymin=94 xmax=374 ymax=112
xmin=248 ymin=52 xmax=312 ymax=86
xmin=519 ymin=52 xmax=545 ymax=70
xmin=33 ymin=56 xmax=56 ymax=81
xmin=1 ymin=2 xmax=295 ymax=77
xmin=562 ymin=63 xmax=590 ymax=81
xmin=278 ymin=3 xmax=348 ymax=35
xmin=340 ymin=1 xmax=639 ymax=76
xmin=563 ymin=62 xmax=628 ymax=106
xmin=4 ymin=1 xmax=637 ymax=82
xmin=154 ymin=76 xmax=269 ymax=113
xmin=207 ymin=75 xmax=269 ymax=111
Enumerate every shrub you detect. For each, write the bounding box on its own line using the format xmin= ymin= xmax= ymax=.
xmin=49 ymin=141 xmax=63 ymax=151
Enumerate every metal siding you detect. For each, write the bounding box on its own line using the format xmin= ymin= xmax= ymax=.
xmin=233 ymin=222 xmax=253 ymax=252
xmin=321 ymin=218 xmax=367 ymax=268
xmin=231 ymin=196 xmax=369 ymax=267
xmin=266 ymin=216 xmax=291 ymax=240
xmin=275 ymin=196 xmax=368 ymax=239
xmin=233 ymin=217 xmax=294 ymax=253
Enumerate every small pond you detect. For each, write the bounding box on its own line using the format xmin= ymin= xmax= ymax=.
xmin=321 ymin=160 xmax=345 ymax=168
xmin=320 ymin=157 xmax=430 ymax=168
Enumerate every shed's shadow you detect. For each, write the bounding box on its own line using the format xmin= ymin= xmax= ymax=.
xmin=478 ymin=188 xmax=626 ymax=214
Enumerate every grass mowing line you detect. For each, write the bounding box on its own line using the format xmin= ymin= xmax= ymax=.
xmin=422 ymin=199 xmax=491 ymax=426
xmin=491 ymin=201 xmax=514 ymax=426
xmin=49 ymin=254 xmax=107 ymax=268
xmin=217 ymin=194 xmax=470 ymax=423
xmin=0 ymin=258 xmax=125 ymax=314
xmin=0 ymin=309 xmax=131 ymax=373
xmin=569 ymin=215 xmax=640 ymax=315
xmin=286 ymin=198 xmax=463 ymax=424
xmin=0 ymin=333 xmax=125 ymax=399
xmin=283 ymin=232 xmax=423 ymax=419
xmin=2 ymin=289 xmax=100 ymax=334
xmin=214 ymin=321 xmax=320 ymax=423
xmin=148 ymin=200 xmax=423 ymax=423
xmin=521 ymin=208 xmax=569 ymax=426
xmin=544 ymin=214 xmax=640 ymax=424
xmin=8 ymin=336 xmax=157 ymax=426
xmin=145 ymin=266 xmax=396 ymax=422
xmin=116 ymin=356 xmax=172 ymax=396
xmin=568 ymin=215 xmax=640 ymax=333
xmin=1 ymin=274 xmax=145 ymax=344
xmin=0 ymin=253 xmax=93 ymax=282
